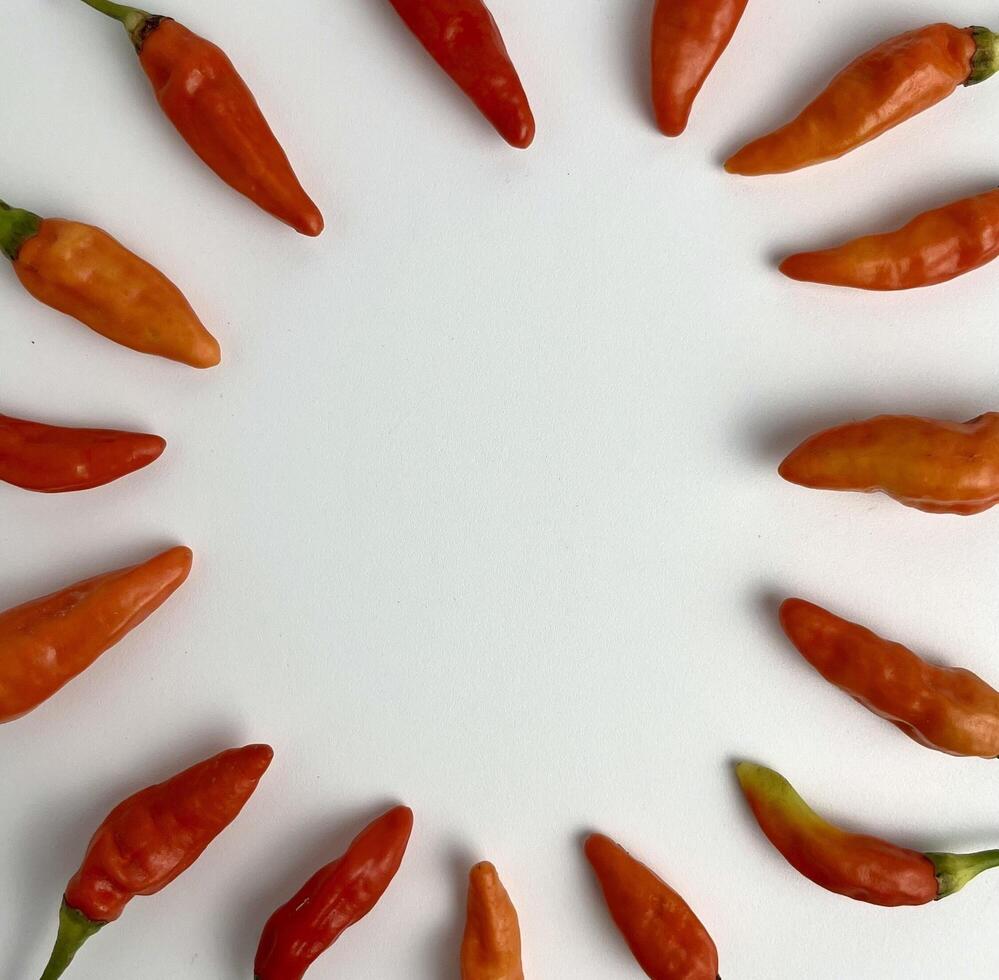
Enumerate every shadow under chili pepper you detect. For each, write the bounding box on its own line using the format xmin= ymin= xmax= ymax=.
xmin=418 ymin=844 xmax=478 ymax=980
xmin=623 ymin=0 xmax=654 ymax=129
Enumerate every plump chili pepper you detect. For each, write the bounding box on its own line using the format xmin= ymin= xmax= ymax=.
xmin=0 ymin=200 xmax=219 ymax=367
xmin=652 ymin=0 xmax=750 ymax=136
xmin=39 ymin=743 xmax=273 ymax=979
xmin=386 ymin=0 xmax=535 ymax=148
xmin=78 ymin=0 xmax=323 ymax=236
xmin=780 ymin=413 xmax=999 ymax=515
xmin=254 ymin=805 xmax=414 ymax=980
xmin=461 ymin=861 xmax=523 ymax=980
xmin=584 ymin=833 xmax=719 ymax=980
xmin=0 ymin=546 xmax=191 ymax=723
xmin=726 ymin=24 xmax=999 ymax=175
xmin=736 ymin=762 xmax=999 ymax=906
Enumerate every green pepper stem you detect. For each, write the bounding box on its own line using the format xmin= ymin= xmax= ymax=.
xmin=38 ymin=902 xmax=104 ymax=980
xmin=928 ymin=849 xmax=999 ymax=899
xmin=78 ymin=0 xmax=152 ymax=43
xmin=0 ymin=200 xmax=42 ymax=262
xmin=968 ymin=27 xmax=999 ymax=85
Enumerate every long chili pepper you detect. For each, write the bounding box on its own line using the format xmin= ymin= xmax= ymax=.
xmin=584 ymin=833 xmax=719 ymax=980
xmin=0 ymin=200 xmax=219 ymax=367
xmin=254 ymin=805 xmax=414 ymax=980
xmin=726 ymin=24 xmax=999 ymax=175
xmin=779 ymin=413 xmax=999 ymax=515
xmin=461 ymin=861 xmax=524 ymax=980
xmin=386 ymin=0 xmax=535 ymax=148
xmin=39 ymin=744 xmax=273 ymax=979
xmin=77 ymin=0 xmax=323 ymax=236
xmin=0 ymin=546 xmax=191 ymax=723
xmin=736 ymin=762 xmax=999 ymax=906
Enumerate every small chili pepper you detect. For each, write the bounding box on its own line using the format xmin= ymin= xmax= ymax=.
xmin=584 ymin=833 xmax=719 ymax=980
xmin=0 ymin=546 xmax=191 ymax=723
xmin=386 ymin=0 xmax=535 ymax=148
xmin=0 ymin=200 xmax=219 ymax=367
xmin=461 ymin=861 xmax=523 ymax=980
xmin=652 ymin=0 xmax=750 ymax=136
xmin=254 ymin=805 xmax=414 ymax=980
xmin=736 ymin=762 xmax=999 ymax=906
xmin=779 ymin=412 xmax=999 ymax=515
xmin=78 ymin=0 xmax=323 ymax=236
xmin=726 ymin=24 xmax=999 ymax=175
xmin=39 ymin=743 xmax=273 ymax=979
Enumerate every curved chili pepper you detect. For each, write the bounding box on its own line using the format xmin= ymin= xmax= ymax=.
xmin=78 ymin=0 xmax=323 ymax=236
xmin=0 ymin=201 xmax=219 ymax=367
xmin=39 ymin=743 xmax=273 ymax=979
xmin=0 ymin=546 xmax=191 ymax=723
xmin=584 ymin=833 xmax=719 ymax=980
xmin=780 ymin=413 xmax=999 ymax=515
xmin=254 ymin=805 xmax=414 ymax=980
xmin=652 ymin=0 xmax=750 ymax=136
xmin=736 ymin=762 xmax=999 ymax=906
xmin=461 ymin=861 xmax=523 ymax=980
xmin=386 ymin=0 xmax=535 ymax=148
xmin=726 ymin=25 xmax=999 ymax=175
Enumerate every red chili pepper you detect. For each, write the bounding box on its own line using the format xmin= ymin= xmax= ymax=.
xmin=78 ymin=0 xmax=323 ymax=236
xmin=40 ymin=744 xmax=273 ymax=979
xmin=461 ymin=861 xmax=524 ymax=980
xmin=726 ymin=25 xmax=999 ymax=175
xmin=652 ymin=0 xmax=750 ymax=136
xmin=254 ymin=805 xmax=414 ymax=980
xmin=386 ymin=0 xmax=535 ymax=148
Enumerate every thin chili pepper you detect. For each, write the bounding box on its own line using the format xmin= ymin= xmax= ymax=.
xmin=78 ymin=0 xmax=323 ymax=236
xmin=726 ymin=24 xmax=999 ymax=175
xmin=736 ymin=762 xmax=999 ymax=906
xmin=0 ymin=546 xmax=191 ymax=723
xmin=584 ymin=833 xmax=719 ymax=980
xmin=779 ymin=413 xmax=999 ymax=515
xmin=652 ymin=0 xmax=750 ymax=136
xmin=254 ymin=805 xmax=414 ymax=980
xmin=386 ymin=0 xmax=535 ymax=148
xmin=780 ymin=598 xmax=999 ymax=758
xmin=39 ymin=744 xmax=273 ymax=979
xmin=461 ymin=861 xmax=523 ymax=980
xmin=0 ymin=200 xmax=219 ymax=367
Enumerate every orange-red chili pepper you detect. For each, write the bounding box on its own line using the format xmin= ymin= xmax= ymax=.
xmin=461 ymin=861 xmax=523 ymax=980
xmin=39 ymin=743 xmax=273 ymax=979
xmin=726 ymin=24 xmax=999 ymax=175
xmin=780 ymin=413 xmax=999 ymax=515
xmin=584 ymin=833 xmax=719 ymax=980
xmin=386 ymin=0 xmax=535 ymax=148
xmin=79 ymin=0 xmax=323 ymax=236
xmin=652 ymin=0 xmax=750 ymax=136
xmin=736 ymin=762 xmax=999 ymax=906
xmin=0 ymin=546 xmax=191 ymax=723
xmin=254 ymin=805 xmax=414 ymax=980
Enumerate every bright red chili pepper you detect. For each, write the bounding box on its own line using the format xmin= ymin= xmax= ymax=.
xmin=39 ymin=744 xmax=273 ymax=979
xmin=461 ymin=861 xmax=524 ymax=980
xmin=386 ymin=0 xmax=535 ymax=148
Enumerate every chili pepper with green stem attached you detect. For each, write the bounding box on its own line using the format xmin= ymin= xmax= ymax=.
xmin=461 ymin=861 xmax=524 ymax=980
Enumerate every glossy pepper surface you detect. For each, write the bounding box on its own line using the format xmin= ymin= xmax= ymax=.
xmin=461 ymin=861 xmax=523 ymax=980
xmin=0 ymin=546 xmax=191 ymax=723
xmin=254 ymin=805 xmax=414 ymax=980
xmin=584 ymin=833 xmax=719 ymax=980
xmin=40 ymin=744 xmax=273 ymax=979
xmin=79 ymin=0 xmax=323 ymax=236
xmin=726 ymin=24 xmax=999 ymax=175
xmin=779 ymin=412 xmax=999 ymax=515
xmin=0 ymin=412 xmax=164 ymax=493
xmin=386 ymin=0 xmax=535 ymax=148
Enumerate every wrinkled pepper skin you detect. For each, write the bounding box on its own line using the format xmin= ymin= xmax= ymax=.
xmin=386 ymin=0 xmax=535 ymax=148
xmin=780 ymin=599 xmax=999 ymax=758
xmin=652 ymin=0 xmax=750 ymax=136
xmin=726 ymin=25 xmax=998 ymax=175
xmin=254 ymin=805 xmax=414 ymax=980
xmin=779 ymin=413 xmax=999 ymax=515
xmin=0 ymin=412 xmax=165 ymax=493
xmin=584 ymin=833 xmax=719 ymax=980
xmin=40 ymin=744 xmax=273 ymax=979
xmin=461 ymin=862 xmax=524 ymax=980
xmin=0 ymin=546 xmax=191 ymax=723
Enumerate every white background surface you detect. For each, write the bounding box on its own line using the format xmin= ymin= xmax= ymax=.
xmin=3 ymin=0 xmax=999 ymax=977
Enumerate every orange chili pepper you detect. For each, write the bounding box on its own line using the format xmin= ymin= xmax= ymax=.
xmin=0 ymin=546 xmax=191 ymax=723
xmin=461 ymin=861 xmax=524 ymax=980
xmin=779 ymin=412 xmax=999 ymax=515
xmin=726 ymin=24 xmax=999 ymax=175
xmin=584 ymin=833 xmax=719 ymax=980
xmin=40 ymin=743 xmax=273 ymax=979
